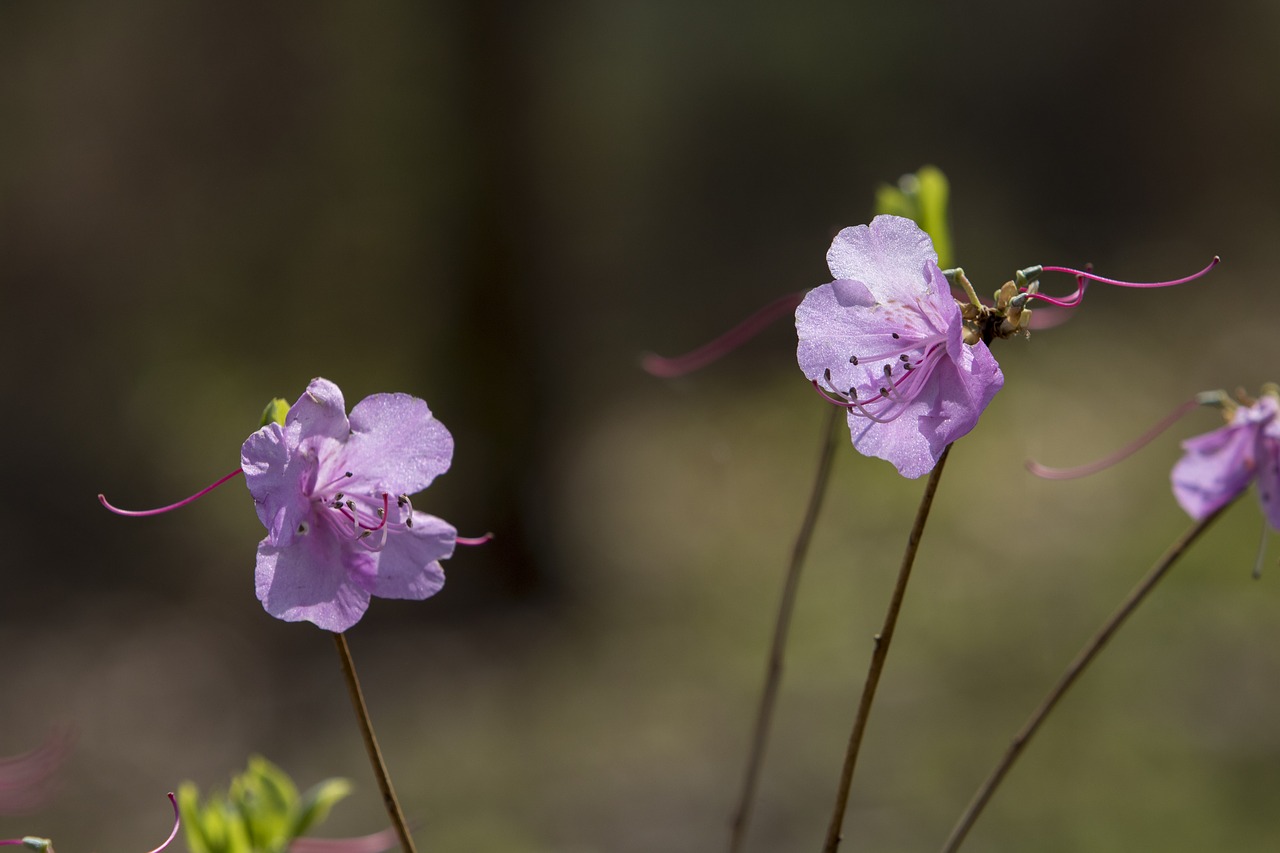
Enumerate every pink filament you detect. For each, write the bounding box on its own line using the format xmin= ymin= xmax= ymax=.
xmin=289 ymin=828 xmax=401 ymax=853
xmin=642 ymin=291 xmax=804 ymax=378
xmin=143 ymin=793 xmax=181 ymax=853
xmin=456 ymin=532 xmax=495 ymax=546
xmin=1025 ymin=398 xmax=1201 ymax=480
xmin=1031 ymin=256 xmax=1219 ymax=307
xmin=99 ymin=468 xmax=244 ymax=517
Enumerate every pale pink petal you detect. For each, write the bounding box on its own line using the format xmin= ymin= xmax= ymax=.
xmin=343 ymin=393 xmax=453 ymax=496
xmin=256 ymin=536 xmax=372 ymax=632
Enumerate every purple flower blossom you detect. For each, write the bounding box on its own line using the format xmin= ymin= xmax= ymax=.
xmin=1172 ymin=388 xmax=1280 ymax=528
xmin=796 ymin=215 xmax=1004 ymax=478
xmin=241 ymin=378 xmax=457 ymax=632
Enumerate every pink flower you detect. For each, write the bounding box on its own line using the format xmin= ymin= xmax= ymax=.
xmin=241 ymin=378 xmax=457 ymax=632
xmin=1172 ymin=388 xmax=1280 ymax=527
xmin=796 ymin=215 xmax=1004 ymax=478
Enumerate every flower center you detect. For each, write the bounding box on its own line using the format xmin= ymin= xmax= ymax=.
xmin=305 ymin=470 xmax=416 ymax=551
xmin=814 ymin=329 xmax=950 ymax=423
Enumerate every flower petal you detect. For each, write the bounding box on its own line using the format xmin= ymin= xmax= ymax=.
xmin=359 ymin=513 xmax=454 ymax=599
xmin=241 ymin=422 xmax=312 ymax=546
xmin=847 ymin=342 xmax=1002 ymax=479
xmin=342 ymin=393 xmax=454 ymax=496
xmin=255 ymin=534 xmax=371 ymax=632
xmin=1171 ymin=422 xmax=1257 ymax=520
xmin=1256 ymin=431 xmax=1280 ymax=530
xmin=289 ymin=378 xmax=351 ymax=443
xmin=825 ymin=215 xmax=939 ymax=303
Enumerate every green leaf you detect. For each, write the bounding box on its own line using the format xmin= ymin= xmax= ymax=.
xmin=233 ymin=756 xmax=299 ymax=852
xmin=290 ymin=777 xmax=354 ymax=840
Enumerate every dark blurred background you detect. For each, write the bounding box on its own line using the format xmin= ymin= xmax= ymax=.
xmin=3 ymin=1 xmax=1280 ymax=851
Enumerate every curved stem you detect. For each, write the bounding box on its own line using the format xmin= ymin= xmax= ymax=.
xmin=728 ymin=406 xmax=842 ymax=853
xmin=332 ymin=633 xmax=417 ymax=853
xmin=821 ymin=444 xmax=954 ymax=853
xmin=938 ymin=497 xmax=1237 ymax=853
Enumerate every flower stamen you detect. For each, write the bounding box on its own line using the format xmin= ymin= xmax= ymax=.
xmin=98 ymin=469 xmax=244 ymax=517
xmin=1026 ymin=396 xmax=1211 ymax=479
xmin=1021 ymin=256 xmax=1219 ymax=308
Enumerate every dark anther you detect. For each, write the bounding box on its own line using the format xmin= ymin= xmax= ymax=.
xmin=891 ymin=332 xmax=900 ymax=339
xmin=346 ymin=500 xmax=356 ymax=510
xmin=376 ymin=508 xmax=385 ymax=519
xmin=406 ymin=517 xmax=414 ymax=528
xmin=879 ymin=387 xmax=890 ymax=397
xmin=333 ymin=493 xmax=344 ymax=502
xmin=824 ymin=367 xmax=833 ymax=382
xmin=397 ymin=495 xmax=408 ymax=507
xmin=899 ymin=354 xmax=910 ymax=362
xmin=883 ymin=364 xmax=893 ymax=377
xmin=850 ymin=356 xmax=859 ymax=365
xmin=344 ymin=472 xmax=353 ymax=478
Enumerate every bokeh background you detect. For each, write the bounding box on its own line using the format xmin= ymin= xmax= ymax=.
xmin=3 ymin=1 xmax=1280 ymax=851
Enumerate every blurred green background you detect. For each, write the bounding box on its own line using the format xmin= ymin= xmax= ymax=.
xmin=3 ymin=1 xmax=1280 ymax=851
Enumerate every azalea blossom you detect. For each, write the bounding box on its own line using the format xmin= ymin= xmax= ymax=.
xmin=1029 ymin=386 xmax=1280 ymax=572
xmin=240 ymin=378 xmax=458 ymax=632
xmin=1172 ymin=387 xmax=1280 ymax=528
xmin=796 ymin=215 xmax=1004 ymax=478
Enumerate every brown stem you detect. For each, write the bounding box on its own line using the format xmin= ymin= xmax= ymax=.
xmin=821 ymin=444 xmax=954 ymax=853
xmin=938 ymin=498 xmax=1236 ymax=853
xmin=728 ymin=406 xmax=842 ymax=853
xmin=332 ymin=632 xmax=417 ymax=853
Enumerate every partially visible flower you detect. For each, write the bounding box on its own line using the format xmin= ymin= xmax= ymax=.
xmin=796 ymin=215 xmax=1004 ymax=478
xmin=1172 ymin=386 xmax=1280 ymax=527
xmin=241 ymin=378 xmax=457 ymax=632
xmin=1030 ymin=386 xmax=1280 ymax=573
xmin=0 ymin=729 xmax=73 ymax=816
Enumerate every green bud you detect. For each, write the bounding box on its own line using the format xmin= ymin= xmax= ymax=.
xmin=259 ymin=399 xmax=290 ymax=428
xmin=874 ymin=165 xmax=953 ymax=269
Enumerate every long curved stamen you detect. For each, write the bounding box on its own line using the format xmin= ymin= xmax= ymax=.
xmin=642 ymin=292 xmax=804 ymax=378
xmin=98 ymin=469 xmax=244 ymax=517
xmin=1027 ymin=256 xmax=1219 ymax=307
xmin=143 ymin=793 xmax=180 ymax=853
xmin=1026 ymin=398 xmax=1202 ymax=480
xmin=289 ymin=828 xmax=401 ymax=853
xmin=809 ymin=381 xmax=897 ymax=424
xmin=0 ymin=840 xmax=49 ymax=850
xmin=456 ymin=532 xmax=494 ymax=546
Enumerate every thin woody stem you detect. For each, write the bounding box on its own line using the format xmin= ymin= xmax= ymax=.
xmin=938 ymin=497 xmax=1238 ymax=853
xmin=332 ymin=632 xmax=417 ymax=853
xmin=821 ymin=443 xmax=953 ymax=853
xmin=728 ymin=406 xmax=842 ymax=853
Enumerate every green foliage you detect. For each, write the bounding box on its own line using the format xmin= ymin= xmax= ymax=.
xmin=259 ymin=399 xmax=290 ymax=428
xmin=873 ymin=165 xmax=953 ymax=269
xmin=179 ymin=757 xmax=352 ymax=853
